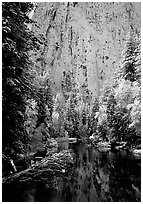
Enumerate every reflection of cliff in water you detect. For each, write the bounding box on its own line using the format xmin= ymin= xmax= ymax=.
xmin=2 ymin=143 xmax=141 ymax=202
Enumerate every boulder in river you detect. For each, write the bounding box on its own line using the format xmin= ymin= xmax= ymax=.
xmin=132 ymin=149 xmax=141 ymax=156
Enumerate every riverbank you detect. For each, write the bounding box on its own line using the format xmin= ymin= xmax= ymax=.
xmin=90 ymin=138 xmax=141 ymax=157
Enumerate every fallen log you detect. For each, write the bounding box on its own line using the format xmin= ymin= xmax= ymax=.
xmin=111 ymin=141 xmax=127 ymax=152
xmin=3 ymin=150 xmax=74 ymax=185
xmin=68 ymin=138 xmax=77 ymax=143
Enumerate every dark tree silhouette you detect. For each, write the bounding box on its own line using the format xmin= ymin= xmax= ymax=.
xmin=2 ymin=2 xmax=38 ymax=157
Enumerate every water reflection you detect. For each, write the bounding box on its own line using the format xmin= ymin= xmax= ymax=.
xmin=2 ymin=143 xmax=141 ymax=202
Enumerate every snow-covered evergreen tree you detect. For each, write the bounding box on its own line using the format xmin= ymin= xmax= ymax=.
xmin=121 ymin=27 xmax=141 ymax=82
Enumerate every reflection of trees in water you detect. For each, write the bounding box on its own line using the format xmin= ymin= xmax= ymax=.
xmin=109 ymin=158 xmax=141 ymax=202
xmin=56 ymin=144 xmax=96 ymax=201
xmin=62 ymin=144 xmax=141 ymax=202
xmin=92 ymin=154 xmax=111 ymax=201
xmin=67 ymin=143 xmax=109 ymax=201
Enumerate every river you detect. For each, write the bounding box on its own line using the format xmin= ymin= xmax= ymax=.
xmin=2 ymin=142 xmax=141 ymax=202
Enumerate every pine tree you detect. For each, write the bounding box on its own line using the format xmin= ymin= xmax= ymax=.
xmin=134 ymin=33 xmax=141 ymax=84
xmin=2 ymin=2 xmax=38 ymax=157
xmin=121 ymin=27 xmax=140 ymax=82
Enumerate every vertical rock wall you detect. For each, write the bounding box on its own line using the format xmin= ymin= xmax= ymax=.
xmin=32 ymin=2 xmax=141 ymax=97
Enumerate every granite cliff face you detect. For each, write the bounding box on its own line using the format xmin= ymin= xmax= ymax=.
xmin=32 ymin=2 xmax=141 ymax=98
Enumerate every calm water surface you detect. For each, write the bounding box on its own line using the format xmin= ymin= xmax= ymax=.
xmin=3 ymin=143 xmax=141 ymax=202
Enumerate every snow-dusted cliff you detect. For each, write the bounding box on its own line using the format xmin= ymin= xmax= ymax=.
xmin=32 ymin=2 xmax=141 ymax=97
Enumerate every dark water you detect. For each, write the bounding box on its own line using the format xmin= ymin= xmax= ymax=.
xmin=3 ymin=143 xmax=141 ymax=202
